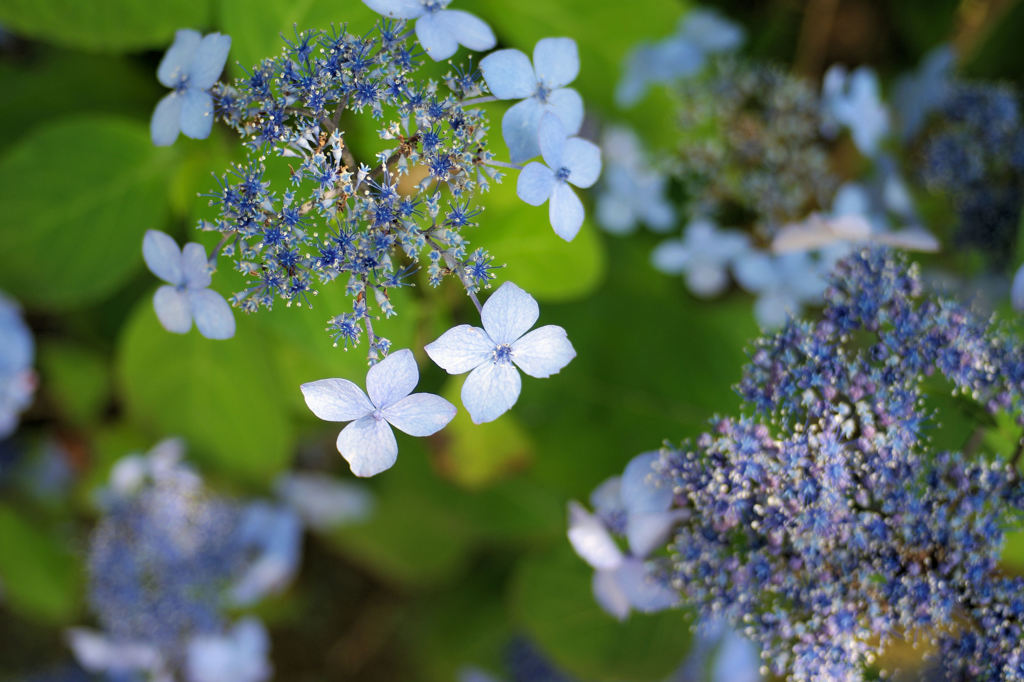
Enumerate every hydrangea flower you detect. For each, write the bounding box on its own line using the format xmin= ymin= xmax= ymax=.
xmin=650 ymin=219 xmax=750 ymax=297
xmin=480 ymin=38 xmax=584 ymax=162
xmin=362 ymin=0 xmax=495 ymax=61
xmin=275 ymin=472 xmax=374 ymax=530
xmin=151 ymin=29 xmax=231 ymax=146
xmin=0 ymin=291 xmax=36 ymax=439
xmin=821 ymin=65 xmax=889 ymax=158
xmin=185 ymin=619 xmax=271 ymax=682
xmin=733 ymin=250 xmax=828 ymax=329
xmin=300 ymin=349 xmax=456 ymax=477
xmin=143 ymin=230 xmax=235 ymax=340
xmin=228 ymin=502 xmax=302 ymax=607
xmin=595 ymin=126 xmax=675 ymax=235
xmin=424 ymin=282 xmax=575 ymax=424
xmin=892 ymin=45 xmax=955 ymax=139
xmin=516 ymin=113 xmax=601 ymax=241
xmin=567 ymin=452 xmax=680 ymax=620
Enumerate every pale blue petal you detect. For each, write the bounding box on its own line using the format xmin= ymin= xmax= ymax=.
xmin=679 ymin=9 xmax=744 ymax=53
xmin=1012 ymin=264 xmax=1024 ymax=311
xmin=188 ymin=32 xmax=231 ymax=90
xmin=424 ymin=324 xmax=494 ymax=374
xmin=516 ymin=162 xmax=555 ymax=206
xmin=230 ymin=502 xmax=302 ymax=605
xmin=733 ymin=251 xmax=777 ymax=293
xmin=615 ymin=558 xmax=678 ymax=613
xmin=621 ymin=451 xmax=673 ymax=515
xmin=361 ymin=0 xmax=424 ymax=19
xmin=436 ymin=9 xmax=495 ymax=53
xmin=502 ymin=97 xmax=544 ymax=163
xmin=687 ymin=264 xmax=730 ymax=298
xmin=589 ymin=476 xmax=623 ymax=517
xmin=592 ymin=569 xmax=631 ymax=621
xmin=181 ymin=242 xmax=211 ymax=288
xmin=153 ymin=285 xmax=191 ymax=334
xmin=546 ymin=87 xmax=584 ymax=135
xmin=549 ymin=182 xmax=584 ymax=242
xmin=626 ymin=511 xmax=679 ymax=557
xmin=567 ymin=501 xmax=623 ymax=570
xmin=537 ymin=112 xmax=567 ymax=169
xmin=461 ymin=360 xmax=521 ymax=423
xmin=180 ymin=88 xmax=215 ymax=140
xmin=300 ymin=378 xmax=373 ymax=422
xmin=275 ymin=472 xmax=373 ymax=529
xmin=511 ymin=325 xmax=575 ymax=378
xmin=67 ymin=628 xmax=160 ymax=674
xmin=416 ymin=12 xmax=459 ymax=61
xmin=366 ymin=347 xmax=419 ymax=407
xmin=755 ymin=292 xmax=796 ymax=329
xmin=712 ymin=631 xmax=761 ymax=682
xmin=532 ymin=37 xmax=579 ymax=89
xmin=185 ymin=619 xmax=270 ymax=682
xmin=650 ymin=240 xmax=690 ymax=275
xmin=479 ymin=48 xmax=536 ymax=99
xmin=563 ymin=137 xmax=601 ymax=188
xmin=142 ymin=229 xmax=183 ymax=284
xmin=596 ymin=194 xmax=636 ymax=235
xmin=383 ymin=392 xmax=456 ymax=436
xmin=157 ymin=28 xmax=201 ymax=88
xmin=336 ymin=415 xmax=398 ymax=477
xmin=189 ymin=289 xmax=235 ymax=339
xmin=480 ymin=281 xmax=539 ymax=345
xmin=151 ymin=91 xmax=183 ymax=146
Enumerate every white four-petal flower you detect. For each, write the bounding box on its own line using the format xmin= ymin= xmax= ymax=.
xmin=362 ymin=0 xmax=495 ymax=61
xmin=301 ymin=349 xmax=456 ymax=477
xmin=142 ymin=230 xmax=235 ymax=340
xmin=424 ymin=282 xmax=576 ymax=424
xmin=151 ymin=29 xmax=231 ymax=146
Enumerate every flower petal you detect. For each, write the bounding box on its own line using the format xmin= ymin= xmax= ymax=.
xmin=180 ymin=88 xmax=215 ymax=140
xmin=366 ymin=347 xmax=419 ymax=407
xmin=436 ymin=9 xmax=495 ymax=52
xmin=157 ymin=28 xmax=202 ymax=88
xmin=189 ymin=289 xmax=235 ymax=339
xmin=188 ymin=32 xmax=231 ymax=90
xmin=511 ymin=325 xmax=575 ymax=378
xmin=516 ymin=162 xmax=555 ymax=206
xmin=532 ymin=37 xmax=579 ymax=88
xmin=150 ymin=91 xmax=183 ymax=146
xmin=502 ymin=97 xmax=543 ymax=163
xmin=1013 ymin=264 xmax=1024 ymax=312
xmin=537 ymin=112 xmax=567 ymax=169
xmin=567 ymin=500 xmax=624 ymax=570
xmin=621 ymin=451 xmax=674 ymax=515
xmin=461 ymin=361 xmax=521 ymax=424
xmin=383 ymin=392 xmax=457 ymax=436
xmin=563 ymin=137 xmax=602 ymax=189
xmin=181 ymin=242 xmax=212 ymax=288
xmin=481 ymin=281 xmax=539 ymax=345
xmin=142 ymin=229 xmax=183 ymax=285
xmin=626 ymin=511 xmax=679 ymax=557
xmin=68 ymin=628 xmax=161 ymax=674
xmin=479 ymin=48 xmax=536 ymax=99
xmin=549 ymin=182 xmax=585 ymax=242
xmin=361 ymin=0 xmax=425 ymax=19
xmin=336 ymin=415 xmax=399 ymax=477
xmin=154 ymin=285 xmax=192 ymax=334
xmin=590 ymin=476 xmax=624 ymax=516
xmin=545 ymin=87 xmax=584 ymax=135
xmin=593 ymin=569 xmax=631 ymax=621
xmin=229 ymin=502 xmax=302 ymax=606
xmin=424 ymin=324 xmax=494 ymax=374
xmin=415 ymin=11 xmax=459 ymax=61
xmin=650 ymin=239 xmax=690 ymax=275
xmin=300 ymin=378 xmax=373 ymax=422
xmin=615 ymin=558 xmax=678 ymax=613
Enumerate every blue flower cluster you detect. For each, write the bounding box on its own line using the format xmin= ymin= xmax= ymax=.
xmin=602 ymin=248 xmax=1024 ymax=680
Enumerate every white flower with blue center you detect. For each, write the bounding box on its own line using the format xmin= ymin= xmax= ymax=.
xmin=480 ymin=37 xmax=584 ymax=163
xmin=142 ymin=230 xmax=235 ymax=340
xmin=516 ymin=113 xmax=602 ymax=241
xmin=151 ymin=29 xmax=231 ymax=146
xmin=362 ymin=0 xmax=495 ymax=61
xmin=300 ymin=349 xmax=456 ymax=477
xmin=424 ymin=282 xmax=576 ymax=424
xmin=821 ymin=65 xmax=889 ymax=158
xmin=651 ymin=219 xmax=751 ymax=297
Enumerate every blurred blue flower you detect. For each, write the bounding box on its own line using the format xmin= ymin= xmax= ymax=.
xmin=362 ymin=0 xmax=495 ymax=61
xmin=892 ymin=45 xmax=955 ymax=139
xmin=142 ymin=230 xmax=235 ymax=340
xmin=275 ymin=472 xmax=374 ymax=531
xmin=480 ymin=38 xmax=583 ymax=162
xmin=300 ymin=349 xmax=456 ymax=477
xmin=425 ymin=282 xmax=575 ymax=424
xmin=733 ymin=251 xmax=828 ymax=329
xmin=821 ymin=65 xmax=889 ymax=158
xmin=516 ymin=113 xmax=601 ymax=241
xmin=595 ymin=126 xmax=675 ymax=235
xmin=185 ymin=618 xmax=271 ymax=682
xmin=229 ymin=502 xmax=302 ymax=607
xmin=650 ymin=219 xmax=750 ymax=297
xmin=151 ymin=29 xmax=231 ymax=146
xmin=0 ymin=291 xmax=35 ymax=439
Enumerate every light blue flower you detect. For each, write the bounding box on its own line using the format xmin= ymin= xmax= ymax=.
xmin=0 ymin=291 xmax=36 ymax=440
xmin=893 ymin=45 xmax=955 ymax=139
xmin=595 ymin=126 xmax=675 ymax=235
xmin=300 ymin=348 xmax=456 ymax=477
xmin=516 ymin=113 xmax=601 ymax=241
xmin=651 ymin=219 xmax=750 ymax=297
xmin=151 ymin=29 xmax=231 ymax=146
xmin=185 ymin=618 xmax=271 ymax=682
xmin=142 ymin=230 xmax=235 ymax=340
xmin=733 ymin=251 xmax=829 ymax=329
xmin=275 ymin=472 xmax=373 ymax=531
xmin=480 ymin=37 xmax=583 ymax=163
xmin=424 ymin=281 xmax=575 ymax=424
xmin=229 ymin=502 xmax=302 ymax=607
xmin=362 ymin=0 xmax=495 ymax=61
xmin=821 ymin=65 xmax=889 ymax=158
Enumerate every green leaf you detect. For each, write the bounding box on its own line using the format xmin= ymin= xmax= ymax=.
xmin=0 ymin=504 xmax=82 ymax=623
xmin=512 ymin=543 xmax=693 ymax=681
xmin=0 ymin=0 xmax=211 ymax=52
xmin=116 ymin=298 xmax=294 ymax=483
xmin=0 ymin=116 xmax=174 ymax=310
xmin=38 ymin=341 xmax=111 ymax=427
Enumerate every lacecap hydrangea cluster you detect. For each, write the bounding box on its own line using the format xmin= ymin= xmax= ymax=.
xmin=574 ymin=248 xmax=1024 ymax=680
